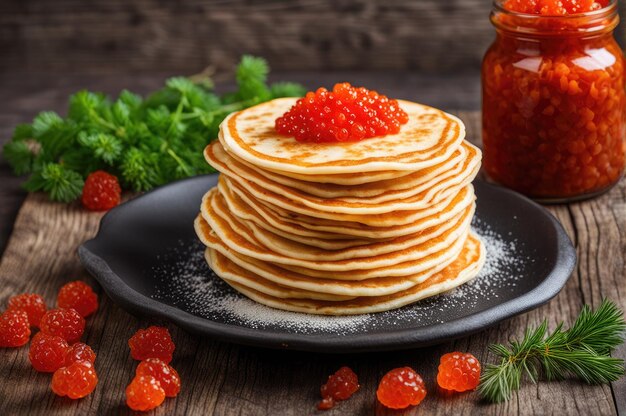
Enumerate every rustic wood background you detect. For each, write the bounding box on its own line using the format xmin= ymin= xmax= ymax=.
xmin=1 ymin=1 xmax=626 ymax=414
xmin=1 ymin=0 xmax=624 ymax=76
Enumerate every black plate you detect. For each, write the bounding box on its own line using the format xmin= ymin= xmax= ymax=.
xmin=79 ymin=175 xmax=576 ymax=353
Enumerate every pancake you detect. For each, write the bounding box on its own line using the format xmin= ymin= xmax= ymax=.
xmin=206 ymin=187 xmax=476 ymax=262
xmin=221 ymin=178 xmax=476 ymax=236
xmin=208 ymin=140 xmax=469 ymax=198
xmin=196 ymin=214 xmax=469 ymax=282
xmin=205 ymin=245 xmax=456 ymax=297
xmin=198 ymin=197 xmax=472 ymax=272
xmin=216 ymin=146 xmax=480 ymax=216
xmin=207 ymin=140 xmax=481 ymax=209
xmin=209 ymin=233 xmax=485 ymax=315
xmin=220 ymin=98 xmax=465 ymax=174
xmin=218 ymin=132 xmax=418 ymax=185
xmin=193 ymin=95 xmax=484 ymax=315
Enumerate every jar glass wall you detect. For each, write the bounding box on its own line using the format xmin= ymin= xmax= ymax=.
xmin=482 ymin=1 xmax=625 ymax=202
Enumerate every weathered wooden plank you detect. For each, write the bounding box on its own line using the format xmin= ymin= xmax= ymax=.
xmin=0 ymin=109 xmax=624 ymax=415
xmin=0 ymin=0 xmax=494 ymax=74
xmin=4 ymin=0 xmax=625 ymax=76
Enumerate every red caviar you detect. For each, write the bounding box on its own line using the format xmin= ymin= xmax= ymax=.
xmin=51 ymin=360 xmax=98 ymax=399
xmin=7 ymin=293 xmax=47 ymax=327
xmin=504 ymin=0 xmax=609 ymax=14
xmin=318 ymin=366 xmax=359 ymax=410
xmin=376 ymin=367 xmax=427 ymax=409
xmin=437 ymin=352 xmax=481 ymax=392
xmin=275 ymin=83 xmax=409 ymax=143
xmin=128 ymin=326 xmax=175 ymax=363
xmin=482 ymin=0 xmax=625 ymax=201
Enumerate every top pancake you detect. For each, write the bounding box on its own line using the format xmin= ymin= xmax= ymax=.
xmin=219 ymin=98 xmax=466 ymax=175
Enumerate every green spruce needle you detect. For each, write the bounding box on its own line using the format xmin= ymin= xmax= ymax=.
xmin=2 ymin=55 xmax=306 ymax=203
xmin=479 ymin=299 xmax=626 ymax=403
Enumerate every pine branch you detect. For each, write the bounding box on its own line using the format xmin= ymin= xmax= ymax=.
xmin=479 ymin=299 xmax=626 ymax=403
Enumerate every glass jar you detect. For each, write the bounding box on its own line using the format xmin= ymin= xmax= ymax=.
xmin=482 ymin=1 xmax=625 ymax=202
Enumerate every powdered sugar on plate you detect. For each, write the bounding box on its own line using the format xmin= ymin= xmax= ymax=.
xmin=151 ymin=221 xmax=529 ymax=335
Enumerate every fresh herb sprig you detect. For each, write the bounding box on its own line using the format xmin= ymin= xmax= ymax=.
xmin=479 ymin=299 xmax=626 ymax=403
xmin=2 ymin=55 xmax=306 ymax=202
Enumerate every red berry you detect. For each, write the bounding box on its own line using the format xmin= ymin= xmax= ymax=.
xmin=128 ymin=326 xmax=175 ymax=363
xmin=377 ymin=367 xmax=427 ymax=409
xmin=40 ymin=308 xmax=85 ymax=343
xmin=57 ymin=281 xmax=99 ymax=317
xmin=318 ymin=366 xmax=359 ymax=410
xmin=126 ymin=375 xmax=166 ymax=411
xmin=51 ymin=360 xmax=98 ymax=399
xmin=0 ymin=309 xmax=31 ymax=347
xmin=437 ymin=352 xmax=481 ymax=392
xmin=275 ymin=82 xmax=409 ymax=143
xmin=81 ymin=170 xmax=121 ymax=211
xmin=7 ymin=293 xmax=47 ymax=327
xmin=136 ymin=358 xmax=181 ymax=397
xmin=65 ymin=342 xmax=96 ymax=366
xmin=29 ymin=332 xmax=69 ymax=372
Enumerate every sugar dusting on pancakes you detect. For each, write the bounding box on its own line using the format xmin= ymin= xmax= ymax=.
xmin=152 ymin=223 xmax=528 ymax=335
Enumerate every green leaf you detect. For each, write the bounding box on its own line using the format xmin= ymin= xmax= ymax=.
xmin=238 ymin=55 xmax=269 ymax=82
xmin=111 ymin=100 xmax=131 ymax=125
xmin=3 ymin=140 xmax=36 ymax=175
xmin=120 ymin=147 xmax=162 ymax=191
xmin=235 ymin=55 xmax=271 ymax=102
xmin=68 ymin=90 xmax=109 ymax=121
xmin=270 ymin=82 xmax=307 ymax=98
xmin=60 ymin=147 xmax=104 ymax=177
xmin=166 ymin=77 xmax=198 ymax=96
xmin=12 ymin=123 xmax=34 ymax=141
xmin=31 ymin=113 xmax=77 ymax=159
xmin=24 ymin=163 xmax=84 ymax=202
xmin=4 ymin=55 xmax=306 ymax=200
xmin=32 ymin=111 xmax=63 ymax=138
xmin=77 ymin=132 xmax=123 ymax=164
xmin=118 ymin=90 xmax=143 ymax=111
xmin=146 ymin=106 xmax=171 ymax=133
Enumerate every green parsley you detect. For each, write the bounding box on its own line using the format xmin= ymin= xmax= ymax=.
xmin=2 ymin=55 xmax=306 ymax=202
xmin=479 ymin=299 xmax=626 ymax=403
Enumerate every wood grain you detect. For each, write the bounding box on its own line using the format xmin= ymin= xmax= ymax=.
xmin=0 ymin=0 xmax=493 ymax=74
xmin=1 ymin=0 xmax=622 ymax=76
xmin=0 ymin=109 xmax=624 ymax=415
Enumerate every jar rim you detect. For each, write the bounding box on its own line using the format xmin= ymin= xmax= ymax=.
xmin=491 ymin=0 xmax=619 ymax=36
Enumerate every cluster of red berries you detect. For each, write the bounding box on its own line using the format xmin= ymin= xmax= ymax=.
xmin=318 ymin=352 xmax=481 ymax=411
xmin=126 ymin=326 xmax=180 ymax=411
xmin=275 ymin=83 xmax=409 ymax=143
xmin=81 ymin=170 xmax=121 ymax=211
xmin=0 ymin=281 xmax=100 ymax=399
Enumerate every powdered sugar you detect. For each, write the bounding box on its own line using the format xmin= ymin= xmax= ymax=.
xmin=151 ymin=221 xmax=529 ymax=335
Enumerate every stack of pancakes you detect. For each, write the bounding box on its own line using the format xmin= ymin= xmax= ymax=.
xmin=194 ymin=98 xmax=485 ymax=315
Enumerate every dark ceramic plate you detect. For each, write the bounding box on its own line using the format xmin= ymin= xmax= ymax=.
xmin=79 ymin=174 xmax=576 ymax=353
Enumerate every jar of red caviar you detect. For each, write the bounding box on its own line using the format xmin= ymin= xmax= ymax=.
xmin=482 ymin=0 xmax=625 ymax=202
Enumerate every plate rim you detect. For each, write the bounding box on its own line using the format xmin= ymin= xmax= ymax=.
xmin=78 ymin=175 xmax=577 ymax=353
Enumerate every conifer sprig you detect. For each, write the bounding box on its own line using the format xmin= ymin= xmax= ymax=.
xmin=479 ymin=299 xmax=626 ymax=403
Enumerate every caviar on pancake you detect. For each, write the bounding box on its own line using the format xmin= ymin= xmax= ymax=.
xmin=482 ymin=0 xmax=625 ymax=201
xmin=275 ymin=83 xmax=409 ymax=143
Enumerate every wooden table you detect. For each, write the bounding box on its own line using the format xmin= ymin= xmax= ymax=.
xmin=0 ymin=73 xmax=624 ymax=416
